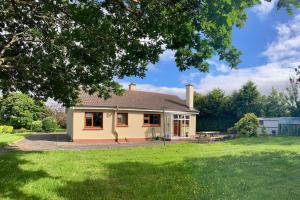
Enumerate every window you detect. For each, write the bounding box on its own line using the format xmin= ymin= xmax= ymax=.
xmin=259 ymin=120 xmax=264 ymax=126
xmin=183 ymin=120 xmax=190 ymax=127
xmin=117 ymin=113 xmax=128 ymax=126
xmin=85 ymin=112 xmax=103 ymax=128
xmin=144 ymin=114 xmax=160 ymax=126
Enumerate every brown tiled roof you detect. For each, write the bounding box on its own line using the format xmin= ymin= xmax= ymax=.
xmin=77 ymin=90 xmax=197 ymax=112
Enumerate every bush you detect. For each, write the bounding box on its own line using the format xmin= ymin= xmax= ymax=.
xmin=227 ymin=126 xmax=237 ymax=134
xmin=0 ymin=125 xmax=14 ymax=134
xmin=261 ymin=126 xmax=269 ymax=136
xmin=42 ymin=117 xmax=58 ymax=132
xmin=31 ymin=120 xmax=43 ymax=132
xmin=14 ymin=128 xmax=28 ymax=133
xmin=234 ymin=113 xmax=259 ymax=137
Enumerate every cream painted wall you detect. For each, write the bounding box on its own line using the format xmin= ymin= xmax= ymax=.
xmin=116 ymin=111 xmax=163 ymax=140
xmin=190 ymin=114 xmax=196 ymax=136
xmin=69 ymin=109 xmax=197 ymax=140
xmin=72 ymin=109 xmax=115 ymax=140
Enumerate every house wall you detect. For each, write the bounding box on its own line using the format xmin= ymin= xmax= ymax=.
xmin=69 ymin=109 xmax=197 ymax=142
xmin=71 ymin=109 xmax=164 ymax=142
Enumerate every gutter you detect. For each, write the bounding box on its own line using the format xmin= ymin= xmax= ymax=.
xmin=70 ymin=106 xmax=199 ymax=114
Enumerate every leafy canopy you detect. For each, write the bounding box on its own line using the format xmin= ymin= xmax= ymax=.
xmin=1 ymin=0 xmax=299 ymax=106
xmin=0 ymin=92 xmax=49 ymax=129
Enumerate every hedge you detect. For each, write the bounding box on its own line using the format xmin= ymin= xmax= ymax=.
xmin=31 ymin=120 xmax=43 ymax=132
xmin=42 ymin=117 xmax=58 ymax=132
xmin=196 ymin=115 xmax=239 ymax=132
xmin=0 ymin=125 xmax=14 ymax=134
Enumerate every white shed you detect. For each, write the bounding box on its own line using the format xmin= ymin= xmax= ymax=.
xmin=258 ymin=118 xmax=279 ymax=135
xmin=258 ymin=117 xmax=300 ymax=135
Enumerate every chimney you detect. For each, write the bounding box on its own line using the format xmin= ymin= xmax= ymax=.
xmin=186 ymin=84 xmax=194 ymax=109
xmin=128 ymin=83 xmax=136 ymax=91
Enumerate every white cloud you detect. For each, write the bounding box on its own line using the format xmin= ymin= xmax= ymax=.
xmin=120 ymin=82 xmax=186 ymax=99
xmin=180 ymin=72 xmax=202 ymax=85
xmin=159 ymin=49 xmax=175 ymax=62
xmin=263 ymin=14 xmax=300 ymax=62
xmin=252 ymin=0 xmax=278 ymax=17
xmin=120 ymin=61 xmax=295 ymax=98
xmin=147 ymin=63 xmax=159 ymax=72
xmin=196 ymin=62 xmax=296 ymax=95
xmin=207 ymin=60 xmax=231 ymax=73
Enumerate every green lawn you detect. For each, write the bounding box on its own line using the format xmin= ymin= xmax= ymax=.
xmin=0 ymin=132 xmax=31 ymax=148
xmin=1 ymin=137 xmax=300 ymax=199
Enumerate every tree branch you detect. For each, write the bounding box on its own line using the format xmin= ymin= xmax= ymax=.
xmin=115 ymin=0 xmax=141 ymax=16
xmin=0 ymin=30 xmax=30 ymax=66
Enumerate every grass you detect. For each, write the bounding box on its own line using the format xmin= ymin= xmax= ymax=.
xmin=0 ymin=132 xmax=31 ymax=148
xmin=1 ymin=137 xmax=300 ymax=199
xmin=54 ymin=128 xmax=66 ymax=132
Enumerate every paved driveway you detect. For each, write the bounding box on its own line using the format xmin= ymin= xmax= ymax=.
xmin=9 ymin=133 xmax=178 ymax=151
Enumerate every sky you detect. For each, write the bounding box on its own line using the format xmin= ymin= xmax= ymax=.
xmin=119 ymin=1 xmax=300 ymax=99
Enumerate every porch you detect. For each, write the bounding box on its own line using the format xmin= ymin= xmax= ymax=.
xmin=164 ymin=113 xmax=194 ymax=140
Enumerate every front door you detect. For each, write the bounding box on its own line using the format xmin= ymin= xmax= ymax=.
xmin=173 ymin=120 xmax=181 ymax=136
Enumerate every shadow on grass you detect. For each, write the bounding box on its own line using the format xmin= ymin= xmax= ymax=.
xmin=1 ymin=147 xmax=300 ymax=199
xmin=226 ymin=136 xmax=300 ymax=146
xmin=55 ymin=151 xmax=300 ymax=200
xmin=0 ymin=151 xmax=51 ymax=200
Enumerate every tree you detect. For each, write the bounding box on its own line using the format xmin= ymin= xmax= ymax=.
xmin=263 ymin=87 xmax=289 ymax=117
xmin=0 ymin=0 xmax=297 ymax=106
xmin=194 ymin=89 xmax=237 ymax=131
xmin=0 ymin=92 xmax=49 ymax=128
xmin=231 ymin=81 xmax=262 ymax=117
xmin=286 ymin=77 xmax=300 ymax=116
xmin=195 ymin=89 xmax=231 ymax=117
xmin=46 ymin=100 xmax=66 ymax=128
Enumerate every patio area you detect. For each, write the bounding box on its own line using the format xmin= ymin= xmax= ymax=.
xmin=8 ymin=133 xmax=183 ymax=151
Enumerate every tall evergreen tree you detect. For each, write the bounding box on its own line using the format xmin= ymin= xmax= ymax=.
xmin=264 ymin=87 xmax=289 ymax=117
xmin=231 ymin=81 xmax=262 ymax=117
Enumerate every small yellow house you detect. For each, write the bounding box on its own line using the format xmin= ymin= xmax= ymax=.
xmin=67 ymin=84 xmax=198 ymax=142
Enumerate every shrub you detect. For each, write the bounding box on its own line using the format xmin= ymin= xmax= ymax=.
xmin=261 ymin=126 xmax=269 ymax=136
xmin=234 ymin=113 xmax=259 ymax=137
xmin=31 ymin=120 xmax=43 ymax=132
xmin=227 ymin=126 xmax=237 ymax=134
xmin=0 ymin=125 xmax=14 ymax=134
xmin=14 ymin=128 xmax=28 ymax=133
xmin=42 ymin=117 xmax=58 ymax=132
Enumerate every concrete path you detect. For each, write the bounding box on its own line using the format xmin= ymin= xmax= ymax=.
xmin=8 ymin=133 xmax=181 ymax=151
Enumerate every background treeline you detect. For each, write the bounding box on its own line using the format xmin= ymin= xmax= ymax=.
xmin=195 ymin=78 xmax=299 ymax=132
xmin=0 ymin=92 xmax=66 ymax=132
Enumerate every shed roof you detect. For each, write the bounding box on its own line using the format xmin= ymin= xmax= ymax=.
xmin=279 ymin=117 xmax=300 ymax=125
xmin=259 ymin=117 xmax=300 ymax=125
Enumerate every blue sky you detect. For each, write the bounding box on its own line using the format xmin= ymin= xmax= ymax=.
xmin=120 ymin=1 xmax=300 ymax=98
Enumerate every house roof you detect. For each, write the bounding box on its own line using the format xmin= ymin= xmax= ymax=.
xmin=77 ymin=90 xmax=197 ymax=112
